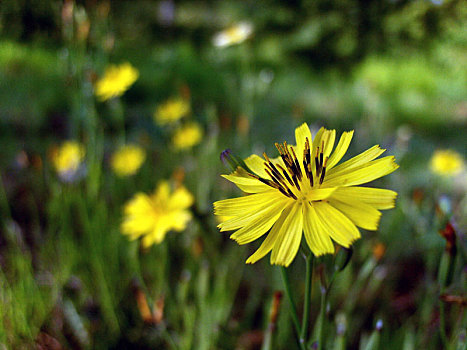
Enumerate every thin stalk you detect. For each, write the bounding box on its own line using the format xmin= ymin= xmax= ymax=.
xmin=280 ymin=267 xmax=305 ymax=350
xmin=438 ymin=250 xmax=455 ymax=349
xmin=317 ymin=286 xmax=327 ymax=350
xmin=439 ymin=302 xmax=448 ymax=349
xmin=262 ymin=291 xmax=283 ymax=350
xmin=300 ymin=254 xmax=314 ymax=345
xmin=0 ymin=170 xmax=12 ymax=221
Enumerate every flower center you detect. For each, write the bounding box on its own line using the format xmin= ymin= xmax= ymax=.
xmin=248 ymin=137 xmax=329 ymax=200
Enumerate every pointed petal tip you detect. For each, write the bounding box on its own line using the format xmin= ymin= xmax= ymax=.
xmin=296 ymin=122 xmax=309 ymax=130
xmin=308 ymin=244 xmax=335 ymax=257
xmin=245 ymin=257 xmax=256 ymax=264
xmin=270 ymin=258 xmax=290 ymax=267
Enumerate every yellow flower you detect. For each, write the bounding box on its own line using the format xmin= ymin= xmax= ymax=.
xmin=430 ymin=149 xmax=464 ymax=177
xmin=172 ymin=122 xmax=203 ymax=150
xmin=111 ymin=144 xmax=146 ymax=177
xmin=121 ymin=181 xmax=194 ymax=247
xmin=95 ymin=62 xmax=139 ymax=101
xmin=214 ymin=123 xmax=399 ymax=267
xmin=51 ymin=141 xmax=85 ymax=181
xmin=213 ymin=22 xmax=253 ymax=47
xmin=154 ymin=98 xmax=190 ymax=125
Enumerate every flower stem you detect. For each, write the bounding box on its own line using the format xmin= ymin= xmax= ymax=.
xmin=317 ymin=285 xmax=327 ymax=350
xmin=280 ymin=267 xmax=305 ymax=350
xmin=0 ymin=170 xmax=12 ymax=222
xmin=438 ymin=250 xmax=455 ymax=348
xmin=300 ymin=254 xmax=314 ymax=345
xmin=439 ymin=302 xmax=448 ymax=348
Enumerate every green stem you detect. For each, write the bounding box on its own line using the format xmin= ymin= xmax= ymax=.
xmin=280 ymin=267 xmax=305 ymax=350
xmin=317 ymin=286 xmax=327 ymax=350
xmin=0 ymin=170 xmax=12 ymax=221
xmin=300 ymin=254 xmax=314 ymax=345
xmin=439 ymin=302 xmax=448 ymax=349
xmin=438 ymin=250 xmax=455 ymax=349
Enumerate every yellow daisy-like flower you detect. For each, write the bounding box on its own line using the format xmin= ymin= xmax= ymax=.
xmin=95 ymin=62 xmax=139 ymax=101
xmin=172 ymin=122 xmax=203 ymax=150
xmin=154 ymin=98 xmax=190 ymax=126
xmin=121 ymin=181 xmax=194 ymax=247
xmin=214 ymin=123 xmax=399 ymax=267
xmin=111 ymin=144 xmax=146 ymax=177
xmin=213 ymin=22 xmax=253 ymax=47
xmin=51 ymin=141 xmax=85 ymax=181
xmin=430 ymin=149 xmax=464 ymax=177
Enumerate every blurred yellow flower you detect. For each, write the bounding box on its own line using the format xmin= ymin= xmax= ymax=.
xmin=172 ymin=122 xmax=203 ymax=150
xmin=213 ymin=22 xmax=253 ymax=47
xmin=214 ymin=123 xmax=399 ymax=267
xmin=111 ymin=144 xmax=146 ymax=177
xmin=154 ymin=98 xmax=190 ymax=125
xmin=51 ymin=141 xmax=85 ymax=181
xmin=121 ymin=181 xmax=194 ymax=247
xmin=95 ymin=62 xmax=139 ymax=101
xmin=430 ymin=149 xmax=464 ymax=177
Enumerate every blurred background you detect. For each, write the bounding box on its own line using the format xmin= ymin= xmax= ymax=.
xmin=0 ymin=0 xmax=465 ymax=349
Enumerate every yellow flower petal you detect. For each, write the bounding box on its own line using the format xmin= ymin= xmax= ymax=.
xmin=324 ymin=156 xmax=399 ymax=187
xmin=326 ymin=130 xmax=354 ymax=169
xmin=214 ymin=191 xmax=282 ymax=217
xmin=122 ymin=194 xmax=155 ymax=235
xmin=169 ymin=211 xmax=192 ymax=231
xmin=246 ymin=203 xmax=294 ymax=264
xmin=302 ymin=203 xmax=335 ymax=256
xmin=142 ymin=223 xmax=168 ymax=247
xmin=215 ymin=124 xmax=399 ymax=266
xmin=270 ymin=203 xmax=303 ymax=266
xmin=121 ymin=181 xmax=193 ymax=247
xmin=222 ymin=170 xmax=272 ymax=193
xmin=311 ymin=127 xmax=325 ymax=156
xmin=430 ymin=149 xmax=464 ymax=176
xmin=219 ymin=194 xmax=287 ymax=232
xmin=95 ymin=62 xmax=139 ymax=101
xmin=308 ymin=187 xmax=337 ymax=201
xmin=294 ymin=122 xmax=312 ymax=165
xmin=154 ymin=98 xmax=190 ymax=125
xmin=328 ymin=197 xmax=381 ymax=231
xmin=328 ymin=145 xmax=385 ymax=177
xmin=169 ymin=186 xmax=194 ymax=210
xmin=313 ymin=202 xmax=360 ymax=247
xmin=51 ymin=140 xmax=85 ymax=176
xmin=309 ymin=127 xmax=335 ymax=157
xmin=172 ymin=122 xmax=203 ymax=150
xmin=244 ymin=154 xmax=270 ymax=178
xmin=230 ymin=198 xmax=290 ymax=245
xmin=331 ymin=187 xmax=398 ymax=210
xmin=321 ymin=129 xmax=336 ymax=159
xmin=153 ymin=181 xmax=171 ymax=202
xmin=111 ymin=144 xmax=146 ymax=177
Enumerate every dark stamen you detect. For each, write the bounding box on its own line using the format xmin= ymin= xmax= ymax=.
xmin=266 ymin=162 xmax=284 ymax=182
xmin=264 ymin=168 xmax=283 ymax=187
xmin=277 ymin=164 xmax=294 ymax=187
xmin=287 ymin=188 xmax=298 ymax=200
xmin=304 ymin=138 xmax=311 ymax=165
xmin=292 ymin=175 xmax=301 ymax=191
xmin=278 ymin=187 xmax=291 ymax=198
xmin=290 ymin=146 xmax=303 ymax=180
xmin=319 ymin=157 xmax=328 ymax=184
xmin=303 ymin=160 xmax=309 ymax=179
xmin=308 ymin=162 xmax=314 ymax=187
xmin=319 ymin=151 xmax=324 ymax=171
xmin=315 ymin=146 xmax=321 ymax=176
